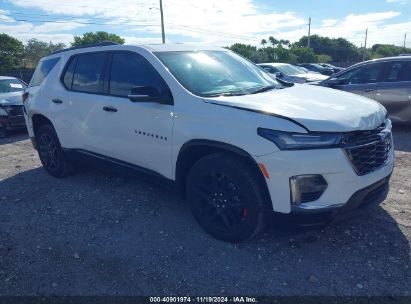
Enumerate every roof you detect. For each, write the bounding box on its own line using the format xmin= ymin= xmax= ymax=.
xmin=373 ymin=55 xmax=411 ymax=61
xmin=135 ymin=43 xmax=226 ymax=52
xmin=49 ymin=42 xmax=227 ymax=57
xmin=0 ymin=76 xmax=18 ymax=80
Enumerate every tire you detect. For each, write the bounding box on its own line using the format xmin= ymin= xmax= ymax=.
xmin=35 ymin=124 xmax=72 ymax=178
xmin=186 ymin=153 xmax=267 ymax=242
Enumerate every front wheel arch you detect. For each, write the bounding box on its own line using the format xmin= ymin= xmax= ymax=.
xmin=175 ymin=139 xmax=273 ymax=211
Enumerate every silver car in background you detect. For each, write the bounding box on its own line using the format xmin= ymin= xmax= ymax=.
xmin=320 ymin=56 xmax=411 ymax=124
xmin=258 ymin=63 xmax=328 ymax=84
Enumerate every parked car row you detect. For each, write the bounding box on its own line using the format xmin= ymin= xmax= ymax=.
xmin=259 ymin=57 xmax=411 ymax=124
xmin=258 ymin=63 xmax=328 ymax=83
xmin=318 ymin=56 xmax=411 ymax=124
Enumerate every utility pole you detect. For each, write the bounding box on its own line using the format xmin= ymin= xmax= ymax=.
xmin=159 ymin=0 xmax=165 ymax=44
xmin=307 ymin=17 xmax=311 ymax=48
xmin=362 ymin=28 xmax=368 ymax=61
xmin=404 ymin=33 xmax=407 ymax=49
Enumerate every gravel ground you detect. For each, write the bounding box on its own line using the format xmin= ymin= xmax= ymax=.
xmin=0 ymin=127 xmax=410 ymax=296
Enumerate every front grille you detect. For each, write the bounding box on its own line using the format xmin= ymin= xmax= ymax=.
xmin=343 ymin=123 xmax=392 ymax=176
xmin=4 ymin=105 xmax=23 ymax=116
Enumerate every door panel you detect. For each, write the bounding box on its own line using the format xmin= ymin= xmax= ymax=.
xmin=84 ymin=51 xmax=174 ymax=178
xmin=333 ymin=83 xmax=379 ymax=99
xmin=54 ymin=52 xmax=110 ymax=149
xmin=375 ymin=61 xmax=411 ymax=123
xmin=329 ymin=63 xmax=384 ymax=100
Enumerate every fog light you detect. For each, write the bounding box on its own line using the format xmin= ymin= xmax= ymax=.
xmin=290 ymin=175 xmax=327 ymax=204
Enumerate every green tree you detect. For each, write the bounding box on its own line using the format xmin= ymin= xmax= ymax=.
xmin=71 ymin=31 xmax=125 ymax=47
xmin=317 ymin=54 xmax=333 ymax=63
xmin=23 ymin=39 xmax=65 ymax=68
xmin=294 ymin=35 xmax=358 ymax=62
xmin=371 ymin=44 xmax=411 ymax=57
xmin=0 ymin=33 xmax=24 ymax=72
xmin=289 ymin=47 xmax=317 ymax=64
xmin=261 ymin=39 xmax=267 ymax=47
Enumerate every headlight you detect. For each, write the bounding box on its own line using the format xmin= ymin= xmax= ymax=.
xmin=0 ymin=107 xmax=8 ymax=116
xmin=257 ymin=128 xmax=342 ymax=150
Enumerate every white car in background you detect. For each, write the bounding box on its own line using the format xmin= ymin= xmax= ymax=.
xmin=259 ymin=63 xmax=328 ymax=83
xmin=0 ymin=76 xmax=27 ymax=137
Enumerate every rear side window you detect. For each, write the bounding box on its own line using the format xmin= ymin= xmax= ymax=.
xmin=384 ymin=61 xmax=411 ymax=82
xmin=109 ymin=52 xmax=169 ymax=97
xmin=29 ymin=57 xmax=60 ymax=87
xmin=62 ymin=57 xmax=77 ymax=89
xmin=71 ymin=53 xmax=108 ymax=94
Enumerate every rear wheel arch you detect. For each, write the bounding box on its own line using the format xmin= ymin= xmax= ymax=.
xmin=31 ymin=114 xmax=54 ymax=136
xmin=175 ymin=139 xmax=273 ymax=211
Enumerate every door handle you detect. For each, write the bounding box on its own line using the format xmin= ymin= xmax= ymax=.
xmin=103 ymin=106 xmax=117 ymax=112
xmin=52 ymin=98 xmax=63 ymax=104
xmin=364 ymin=88 xmax=375 ymax=92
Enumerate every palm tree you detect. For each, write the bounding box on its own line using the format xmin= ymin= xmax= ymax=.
xmin=269 ymin=36 xmax=279 ymax=47
xmin=261 ymin=39 xmax=267 ymax=47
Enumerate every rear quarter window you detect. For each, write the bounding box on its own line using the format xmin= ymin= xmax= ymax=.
xmin=29 ymin=57 xmax=60 ymax=87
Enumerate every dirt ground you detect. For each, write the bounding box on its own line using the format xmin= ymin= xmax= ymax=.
xmin=0 ymin=127 xmax=410 ymax=296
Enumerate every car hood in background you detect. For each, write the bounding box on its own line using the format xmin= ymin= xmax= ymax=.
xmin=203 ymin=84 xmax=386 ymax=132
xmin=299 ymin=72 xmax=328 ymax=81
xmin=0 ymin=91 xmax=24 ymax=106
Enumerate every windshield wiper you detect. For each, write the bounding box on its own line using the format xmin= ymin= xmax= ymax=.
xmin=250 ymin=85 xmax=277 ymax=94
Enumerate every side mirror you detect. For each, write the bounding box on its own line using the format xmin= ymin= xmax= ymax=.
xmin=128 ymin=86 xmax=161 ymax=102
xmin=274 ymin=72 xmax=283 ymax=78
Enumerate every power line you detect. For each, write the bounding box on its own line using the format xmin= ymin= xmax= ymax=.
xmin=0 ymin=17 xmax=159 ymax=27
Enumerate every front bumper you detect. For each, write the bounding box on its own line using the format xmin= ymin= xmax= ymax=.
xmin=0 ymin=115 xmax=26 ymax=130
xmin=255 ymin=145 xmax=394 ymax=214
xmin=292 ymin=175 xmax=390 ymax=214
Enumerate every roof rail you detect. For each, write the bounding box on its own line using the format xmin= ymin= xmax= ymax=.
xmin=50 ymin=41 xmax=119 ymax=55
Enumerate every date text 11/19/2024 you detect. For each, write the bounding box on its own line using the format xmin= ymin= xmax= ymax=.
xmin=149 ymin=296 xmax=258 ymax=303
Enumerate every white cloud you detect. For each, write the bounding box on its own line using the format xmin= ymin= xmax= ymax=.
xmin=386 ymin=0 xmax=408 ymax=4
xmin=1 ymin=1 xmax=410 ymax=48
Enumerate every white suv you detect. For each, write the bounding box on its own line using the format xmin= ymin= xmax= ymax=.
xmin=24 ymin=43 xmax=394 ymax=242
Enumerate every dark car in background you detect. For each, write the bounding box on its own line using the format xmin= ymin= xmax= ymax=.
xmin=0 ymin=76 xmax=27 ymax=137
xmin=319 ymin=56 xmax=411 ymax=124
xmin=298 ymin=63 xmax=335 ymax=76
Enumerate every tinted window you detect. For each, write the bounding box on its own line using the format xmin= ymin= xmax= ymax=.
xmin=384 ymin=61 xmax=411 ymax=82
xmin=0 ymin=79 xmax=26 ymax=93
xmin=62 ymin=57 xmax=77 ymax=89
xmin=72 ymin=53 xmax=108 ymax=94
xmin=109 ymin=52 xmax=169 ymax=97
xmin=30 ymin=57 xmax=60 ymax=87
xmin=336 ymin=64 xmax=383 ymax=85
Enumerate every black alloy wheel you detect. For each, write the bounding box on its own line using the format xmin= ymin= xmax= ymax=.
xmin=186 ymin=153 xmax=267 ymax=242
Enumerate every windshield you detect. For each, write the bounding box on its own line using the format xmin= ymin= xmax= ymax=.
xmin=276 ymin=64 xmax=304 ymax=76
xmin=155 ymin=51 xmax=280 ymax=97
xmin=0 ymin=79 xmax=26 ymax=93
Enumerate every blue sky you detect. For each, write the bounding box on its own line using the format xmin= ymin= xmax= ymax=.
xmin=0 ymin=0 xmax=410 ymax=47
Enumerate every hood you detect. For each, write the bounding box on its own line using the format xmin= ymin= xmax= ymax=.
xmin=301 ymin=73 xmax=328 ymax=81
xmin=203 ymin=84 xmax=386 ymax=132
xmin=0 ymin=91 xmax=24 ymax=106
